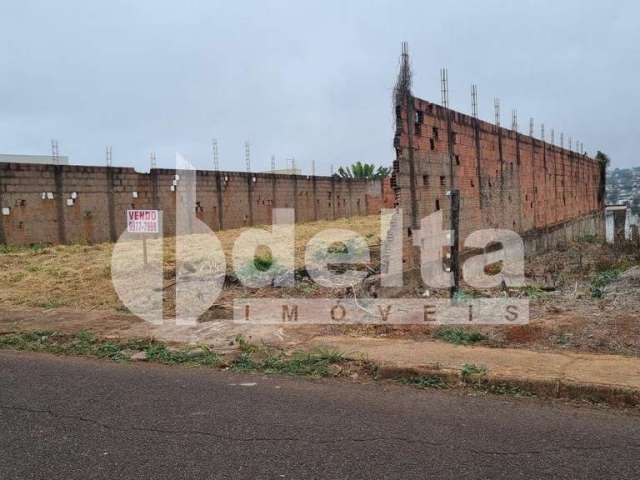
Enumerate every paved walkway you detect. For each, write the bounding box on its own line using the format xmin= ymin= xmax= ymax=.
xmin=311 ymin=336 xmax=640 ymax=390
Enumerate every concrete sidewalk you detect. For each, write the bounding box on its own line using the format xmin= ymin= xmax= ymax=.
xmin=311 ymin=336 xmax=640 ymax=403
xmin=3 ymin=307 xmax=640 ymax=404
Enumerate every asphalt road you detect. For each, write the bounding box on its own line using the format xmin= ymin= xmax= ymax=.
xmin=1 ymin=351 xmax=639 ymax=479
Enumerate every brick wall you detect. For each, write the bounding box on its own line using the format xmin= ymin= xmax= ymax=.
xmin=392 ymin=95 xmax=606 ymax=267
xmin=0 ymin=163 xmax=385 ymax=246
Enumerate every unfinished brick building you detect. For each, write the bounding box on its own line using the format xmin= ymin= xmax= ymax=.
xmin=391 ymin=44 xmax=606 ymax=272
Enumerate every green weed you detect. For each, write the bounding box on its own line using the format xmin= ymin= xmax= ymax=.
xmin=520 ymin=285 xmax=548 ymax=299
xmin=434 ymin=328 xmax=487 ymax=345
xmin=472 ymin=382 xmax=534 ymax=397
xmin=0 ymin=331 xmax=222 ymax=367
xmin=399 ymin=375 xmax=449 ymax=389
xmin=461 ymin=363 xmax=488 ymax=379
xmin=591 ymin=268 xmax=622 ymax=297
xmin=230 ymin=343 xmax=345 ymax=377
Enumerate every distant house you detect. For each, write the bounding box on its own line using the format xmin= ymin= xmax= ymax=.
xmin=605 ymin=204 xmax=639 ymax=244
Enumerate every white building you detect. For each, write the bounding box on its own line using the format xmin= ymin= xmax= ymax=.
xmin=605 ymin=205 xmax=638 ymax=244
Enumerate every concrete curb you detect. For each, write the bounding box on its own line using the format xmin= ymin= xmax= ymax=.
xmin=375 ymin=365 xmax=640 ymax=407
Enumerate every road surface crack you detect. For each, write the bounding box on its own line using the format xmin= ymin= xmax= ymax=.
xmin=4 ymin=404 xmax=639 ymax=454
xmin=0 ymin=404 xmax=444 ymax=446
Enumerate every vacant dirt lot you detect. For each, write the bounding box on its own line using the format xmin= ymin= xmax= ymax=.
xmin=1 ymin=217 xmax=638 ymax=356
xmin=0 ymin=215 xmax=381 ymax=312
xmin=329 ymin=240 xmax=640 ymax=356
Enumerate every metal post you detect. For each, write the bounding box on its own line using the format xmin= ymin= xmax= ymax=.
xmin=471 ymin=84 xmax=478 ymax=118
xmin=440 ymin=68 xmax=449 ymax=108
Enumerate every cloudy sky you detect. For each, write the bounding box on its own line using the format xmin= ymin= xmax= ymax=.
xmin=1 ymin=0 xmax=638 ymax=172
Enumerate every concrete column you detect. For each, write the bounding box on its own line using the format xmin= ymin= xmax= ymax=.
xmin=293 ymin=174 xmax=298 ymax=222
xmin=531 ymin=139 xmax=538 ymax=228
xmin=0 ymin=165 xmax=6 ymax=244
xmin=405 ymin=96 xmax=418 ymax=230
xmin=54 ymin=165 xmax=66 ymax=244
xmin=215 ymin=171 xmax=224 ymax=230
xmin=473 ymin=119 xmax=483 ymax=209
xmin=515 ymin=132 xmax=524 ymax=232
xmin=151 ymin=169 xmax=160 ymax=211
xmin=330 ymin=176 xmax=337 ymax=220
xmin=106 ymin=167 xmax=117 ymax=242
xmin=312 ymin=175 xmax=318 ymax=221
xmin=247 ymin=174 xmax=254 ymax=226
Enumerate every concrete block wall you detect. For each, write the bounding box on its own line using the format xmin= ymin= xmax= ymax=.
xmin=392 ymin=95 xmax=605 ymax=266
xmin=0 ymin=163 xmax=385 ymax=246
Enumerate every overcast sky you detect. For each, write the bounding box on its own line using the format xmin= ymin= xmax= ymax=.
xmin=1 ymin=1 xmax=638 ymax=173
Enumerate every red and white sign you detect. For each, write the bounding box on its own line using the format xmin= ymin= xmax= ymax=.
xmin=127 ymin=210 xmax=160 ymax=233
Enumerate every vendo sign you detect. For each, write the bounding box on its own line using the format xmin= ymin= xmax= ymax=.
xmin=127 ymin=210 xmax=160 ymax=234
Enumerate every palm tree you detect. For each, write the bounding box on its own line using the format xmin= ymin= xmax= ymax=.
xmin=595 ymin=151 xmax=610 ymax=168
xmin=336 ymin=162 xmax=390 ymax=179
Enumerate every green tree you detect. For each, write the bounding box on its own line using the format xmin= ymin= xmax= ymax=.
xmin=595 ymin=151 xmax=610 ymax=168
xmin=336 ymin=162 xmax=390 ymax=179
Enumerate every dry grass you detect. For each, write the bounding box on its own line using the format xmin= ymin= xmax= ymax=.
xmin=0 ymin=215 xmax=381 ymax=312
